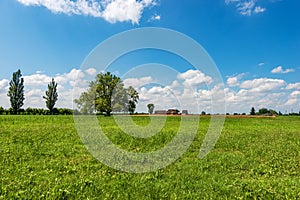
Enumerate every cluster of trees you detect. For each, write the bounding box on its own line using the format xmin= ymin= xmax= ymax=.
xmin=74 ymin=72 xmax=139 ymax=116
xmin=251 ymin=107 xmax=278 ymax=116
xmin=1 ymin=69 xmax=60 ymax=115
xmin=250 ymin=107 xmax=300 ymax=116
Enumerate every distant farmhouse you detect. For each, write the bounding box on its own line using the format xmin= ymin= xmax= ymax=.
xmin=182 ymin=110 xmax=188 ymax=115
xmin=154 ymin=109 xmax=187 ymax=115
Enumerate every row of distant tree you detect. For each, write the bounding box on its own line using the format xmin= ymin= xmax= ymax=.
xmin=3 ymin=69 xmax=60 ymax=115
xmin=0 ymin=107 xmax=73 ymax=115
xmin=230 ymin=107 xmax=300 ymax=116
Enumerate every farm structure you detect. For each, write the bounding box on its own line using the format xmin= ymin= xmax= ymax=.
xmin=154 ymin=109 xmax=181 ymax=115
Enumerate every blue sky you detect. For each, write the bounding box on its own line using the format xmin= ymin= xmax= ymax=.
xmin=0 ymin=0 xmax=299 ymax=113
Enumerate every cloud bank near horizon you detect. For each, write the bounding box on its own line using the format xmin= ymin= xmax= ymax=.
xmin=0 ymin=67 xmax=299 ymax=114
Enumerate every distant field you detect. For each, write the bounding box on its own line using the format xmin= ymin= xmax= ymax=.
xmin=0 ymin=115 xmax=299 ymax=199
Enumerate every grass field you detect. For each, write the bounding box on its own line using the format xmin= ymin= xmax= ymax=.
xmin=0 ymin=115 xmax=299 ymax=199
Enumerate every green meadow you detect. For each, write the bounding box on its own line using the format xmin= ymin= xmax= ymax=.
xmin=0 ymin=115 xmax=299 ymax=199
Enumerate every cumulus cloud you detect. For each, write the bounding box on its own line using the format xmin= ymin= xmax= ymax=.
xmin=227 ymin=77 xmax=239 ymax=86
xmin=286 ymin=82 xmax=300 ymax=90
xmin=271 ymin=66 xmax=295 ymax=74
xmin=17 ymin=0 xmax=157 ymax=24
xmin=177 ymin=69 xmax=213 ymax=88
xmin=0 ymin=79 xmax=9 ymax=93
xmin=226 ymin=73 xmax=245 ymax=87
xmin=23 ymin=74 xmax=52 ymax=86
xmin=254 ymin=6 xmax=266 ymax=13
xmin=285 ymin=91 xmax=300 ymax=106
xmin=85 ymin=68 xmax=97 ymax=76
xmin=240 ymin=78 xmax=286 ymax=92
xmin=123 ymin=76 xmax=153 ymax=88
xmin=225 ymin=0 xmax=266 ymax=16
xmin=102 ymin=0 xmax=156 ymax=24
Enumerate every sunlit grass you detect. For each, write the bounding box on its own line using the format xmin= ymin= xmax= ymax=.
xmin=0 ymin=115 xmax=299 ymax=199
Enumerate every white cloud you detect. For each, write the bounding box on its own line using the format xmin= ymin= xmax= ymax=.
xmin=102 ymin=0 xmax=156 ymax=24
xmin=177 ymin=69 xmax=213 ymax=88
xmin=254 ymin=6 xmax=266 ymax=13
xmin=17 ymin=0 xmax=102 ymax=16
xmin=237 ymin=0 xmax=256 ymax=16
xmin=271 ymin=66 xmax=295 ymax=74
xmin=23 ymin=74 xmax=52 ymax=86
xmin=286 ymin=83 xmax=300 ymax=90
xmin=0 ymin=79 xmax=9 ymax=93
xmin=285 ymin=91 xmax=300 ymax=106
xmin=85 ymin=68 xmax=97 ymax=76
xmin=123 ymin=76 xmax=153 ymax=88
xmin=240 ymin=78 xmax=286 ymax=92
xmin=258 ymin=62 xmax=265 ymax=67
xmin=17 ymin=0 xmax=157 ymax=24
xmin=149 ymin=14 xmax=161 ymax=21
xmin=227 ymin=77 xmax=239 ymax=86
xmin=226 ymin=73 xmax=245 ymax=87
xmin=55 ymin=69 xmax=85 ymax=85
xmin=226 ymin=0 xmax=266 ymax=16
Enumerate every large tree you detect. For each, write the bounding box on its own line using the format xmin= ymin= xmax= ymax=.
xmin=43 ymin=78 xmax=58 ymax=114
xmin=147 ymin=103 xmax=154 ymax=114
xmin=7 ymin=69 xmax=25 ymax=114
xmin=75 ymin=72 xmax=139 ymax=116
xmin=95 ymin=72 xmax=123 ymax=116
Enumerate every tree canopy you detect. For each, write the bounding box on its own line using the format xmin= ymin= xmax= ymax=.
xmin=147 ymin=103 xmax=155 ymax=114
xmin=7 ymin=69 xmax=25 ymax=114
xmin=75 ymin=72 xmax=139 ymax=116
xmin=250 ymin=107 xmax=256 ymax=115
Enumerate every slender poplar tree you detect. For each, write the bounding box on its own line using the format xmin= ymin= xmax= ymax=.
xmin=7 ymin=69 xmax=25 ymax=114
xmin=43 ymin=78 xmax=58 ymax=114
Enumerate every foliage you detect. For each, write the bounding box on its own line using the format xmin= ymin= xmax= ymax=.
xmin=74 ymin=81 xmax=96 ymax=115
xmin=127 ymin=86 xmax=139 ymax=114
xmin=258 ymin=108 xmax=278 ymax=115
xmin=0 ymin=115 xmax=299 ymax=199
xmin=250 ymin=107 xmax=256 ymax=115
xmin=75 ymin=72 xmax=139 ymax=116
xmin=7 ymin=69 xmax=25 ymax=114
xmin=43 ymin=78 xmax=58 ymax=114
xmin=0 ymin=107 xmax=73 ymax=115
xmin=147 ymin=103 xmax=155 ymax=114
xmin=258 ymin=108 xmax=269 ymax=115
xmin=0 ymin=106 xmax=4 ymax=115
